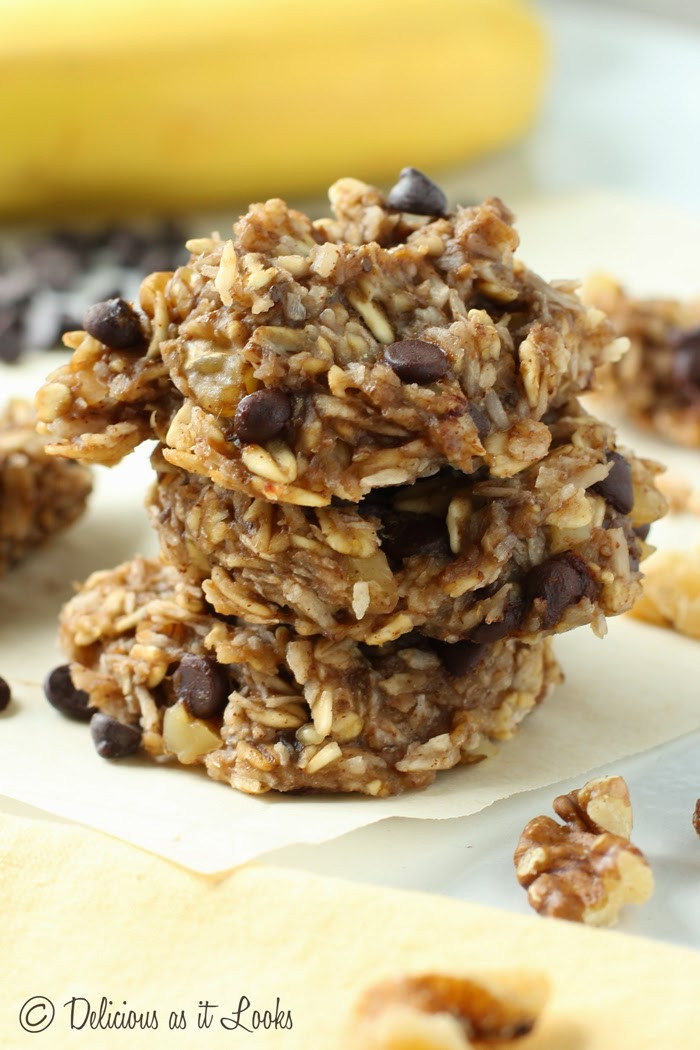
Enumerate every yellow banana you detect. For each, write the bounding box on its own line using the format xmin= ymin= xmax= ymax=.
xmin=0 ymin=0 xmax=547 ymax=219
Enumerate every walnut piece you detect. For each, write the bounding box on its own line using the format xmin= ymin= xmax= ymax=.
xmin=350 ymin=971 xmax=548 ymax=1049
xmin=655 ymin=472 xmax=700 ymax=515
xmin=693 ymin=800 xmax=700 ymax=838
xmin=629 ymin=547 xmax=700 ymax=640
xmin=514 ymin=775 xmax=653 ymax=926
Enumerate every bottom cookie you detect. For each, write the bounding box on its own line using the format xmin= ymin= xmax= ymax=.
xmin=60 ymin=557 xmax=562 ymax=796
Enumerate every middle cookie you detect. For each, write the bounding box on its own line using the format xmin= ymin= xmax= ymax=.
xmin=149 ymin=399 xmax=665 ymax=645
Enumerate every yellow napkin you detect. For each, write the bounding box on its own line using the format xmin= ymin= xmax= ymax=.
xmin=3 ymin=812 xmax=699 ymax=1049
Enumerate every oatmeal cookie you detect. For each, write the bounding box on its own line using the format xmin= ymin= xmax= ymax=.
xmin=36 ymin=176 xmax=626 ymax=503
xmin=0 ymin=398 xmax=91 ymax=575
xmin=147 ymin=401 xmax=665 ymax=643
xmin=583 ymin=273 xmax=700 ymax=446
xmin=59 ymin=557 xmax=562 ymax=796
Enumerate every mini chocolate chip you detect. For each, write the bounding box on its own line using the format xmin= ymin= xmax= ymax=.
xmin=0 ymin=677 xmax=11 ymax=712
xmin=433 ymin=639 xmax=484 ymax=677
xmin=634 ymin=523 xmax=651 ymax=541
xmin=173 ymin=654 xmax=230 ymax=720
xmin=671 ymin=326 xmax=700 ymax=395
xmin=90 ymin=713 xmax=142 ymax=759
xmin=0 ymin=305 xmax=24 ymax=363
xmin=470 ymin=598 xmax=524 ymax=644
xmin=381 ymin=514 xmax=451 ymax=563
xmin=591 ymin=451 xmax=634 ymax=515
xmin=44 ymin=664 xmax=95 ymax=721
xmin=467 ymin=402 xmax=491 ymax=440
xmin=83 ymin=298 xmax=145 ymax=349
xmin=384 ymin=339 xmax=448 ymax=384
xmin=275 ymin=729 xmax=305 ymax=755
xmin=233 ymin=388 xmax=292 ymax=445
xmin=387 ymin=167 xmax=448 ymax=217
xmin=523 ymin=553 xmax=596 ymax=630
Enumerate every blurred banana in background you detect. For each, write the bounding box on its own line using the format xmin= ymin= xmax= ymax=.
xmin=0 ymin=0 xmax=546 ymax=219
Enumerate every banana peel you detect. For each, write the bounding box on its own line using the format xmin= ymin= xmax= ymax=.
xmin=0 ymin=0 xmax=547 ymax=219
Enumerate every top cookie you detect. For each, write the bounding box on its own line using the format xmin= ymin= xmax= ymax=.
xmin=37 ymin=172 xmax=625 ymax=505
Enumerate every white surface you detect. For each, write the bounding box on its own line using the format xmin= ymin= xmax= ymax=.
xmin=266 ymin=732 xmax=700 ymax=950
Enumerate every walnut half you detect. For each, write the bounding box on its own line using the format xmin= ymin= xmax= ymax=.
xmin=349 ymin=971 xmax=549 ymax=1049
xmin=514 ymin=775 xmax=654 ymax=926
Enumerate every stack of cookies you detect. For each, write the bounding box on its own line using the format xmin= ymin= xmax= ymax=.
xmin=36 ymin=170 xmax=666 ymax=796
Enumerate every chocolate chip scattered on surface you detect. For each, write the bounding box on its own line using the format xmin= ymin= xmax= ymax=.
xmin=43 ymin=664 xmax=95 ymax=721
xmin=0 ymin=677 xmax=11 ymax=712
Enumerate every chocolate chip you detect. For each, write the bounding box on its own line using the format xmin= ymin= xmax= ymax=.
xmin=384 ymin=339 xmax=448 ymax=384
xmin=470 ymin=597 xmax=524 ymax=644
xmin=90 ymin=713 xmax=142 ymax=758
xmin=381 ymin=514 xmax=451 ymax=563
xmin=44 ymin=664 xmax=95 ymax=721
xmin=634 ymin=523 xmax=651 ymax=541
xmin=523 ymin=553 xmax=596 ymax=630
xmin=387 ymin=167 xmax=448 ymax=217
xmin=274 ymin=729 xmax=304 ymax=755
xmin=433 ymin=639 xmax=484 ymax=677
xmin=0 ymin=306 xmax=24 ymax=363
xmin=83 ymin=298 xmax=145 ymax=349
xmin=173 ymin=654 xmax=230 ymax=720
xmin=28 ymin=244 xmax=80 ymax=290
xmin=591 ymin=451 xmax=634 ymax=515
xmin=0 ymin=677 xmax=11 ymax=712
xmin=233 ymin=388 xmax=292 ymax=445
xmin=671 ymin=326 xmax=700 ymax=396
xmin=467 ymin=402 xmax=491 ymax=440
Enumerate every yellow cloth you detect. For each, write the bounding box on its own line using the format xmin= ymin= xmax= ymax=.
xmin=2 ymin=812 xmax=699 ymax=1048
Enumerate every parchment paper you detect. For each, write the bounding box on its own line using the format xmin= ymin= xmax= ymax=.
xmin=3 ymin=811 xmax=700 ymax=1049
xmin=1 ymin=194 xmax=699 ymax=874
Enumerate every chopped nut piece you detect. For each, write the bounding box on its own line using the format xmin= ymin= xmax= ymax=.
xmin=629 ymin=547 xmax=700 ymax=640
xmin=655 ymin=472 xmax=696 ymax=514
xmin=566 ymin=774 xmax=634 ymax=839
xmin=351 ymin=971 xmax=548 ymax=1049
xmin=514 ymin=774 xmax=653 ymax=926
xmin=162 ymin=702 xmax=222 ymax=764
xmin=693 ymin=800 xmax=700 ymax=838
